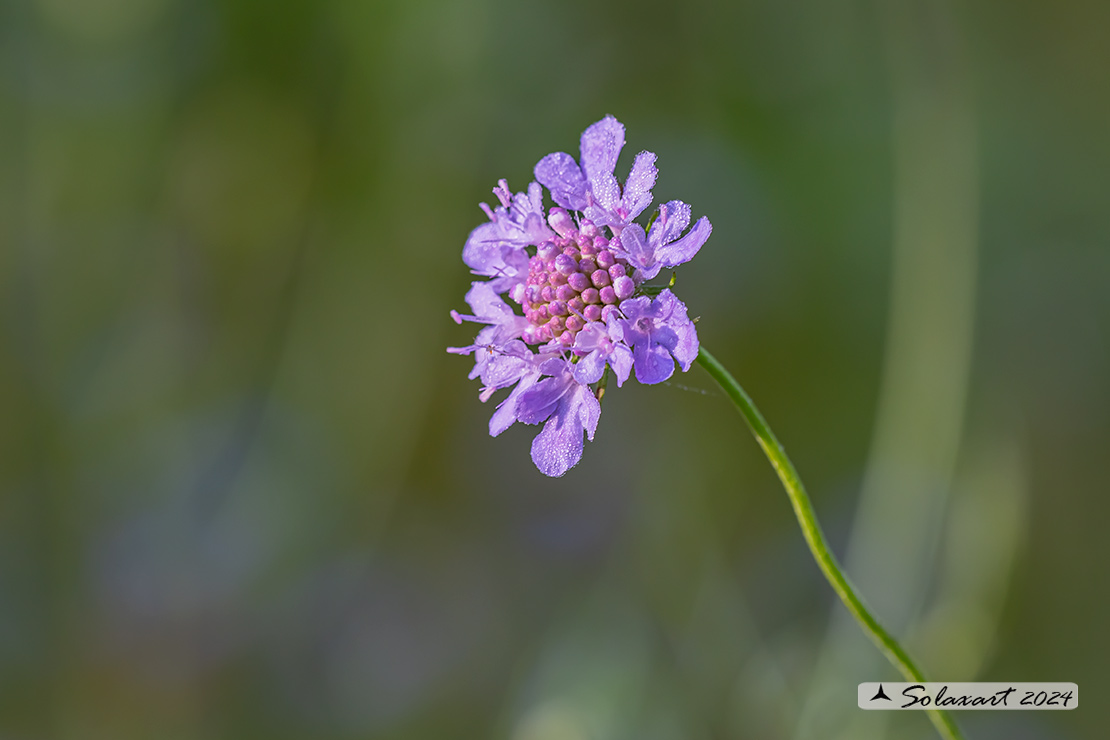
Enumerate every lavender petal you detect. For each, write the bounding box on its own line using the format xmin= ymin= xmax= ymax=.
xmin=654 ymin=216 xmax=712 ymax=269
xmin=579 ymin=116 xmax=625 ymax=182
xmin=620 ymin=151 xmax=658 ymax=221
xmin=535 ymin=152 xmax=588 ymax=211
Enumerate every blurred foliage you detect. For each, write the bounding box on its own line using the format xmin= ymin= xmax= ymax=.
xmin=1 ymin=0 xmax=1107 ymax=738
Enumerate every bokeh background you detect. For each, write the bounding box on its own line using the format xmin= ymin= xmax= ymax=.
xmin=2 ymin=0 xmax=1107 ymax=738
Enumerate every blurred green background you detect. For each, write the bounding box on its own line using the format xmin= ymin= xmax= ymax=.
xmin=1 ymin=0 xmax=1107 ymax=738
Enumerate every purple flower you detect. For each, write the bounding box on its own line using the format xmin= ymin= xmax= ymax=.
xmin=618 ymin=289 xmax=699 ymax=385
xmin=450 ymin=116 xmax=711 ymax=476
xmin=613 ymin=200 xmax=712 ymax=281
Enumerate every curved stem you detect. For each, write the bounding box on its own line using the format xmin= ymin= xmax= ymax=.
xmin=695 ymin=346 xmax=965 ymax=740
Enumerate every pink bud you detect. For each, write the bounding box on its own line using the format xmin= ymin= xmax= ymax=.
xmin=568 ymin=272 xmax=590 ymax=292
xmin=554 ymin=254 xmax=577 ymax=275
xmin=613 ymin=275 xmax=635 ymax=300
xmin=547 ymin=207 xmax=575 ymax=237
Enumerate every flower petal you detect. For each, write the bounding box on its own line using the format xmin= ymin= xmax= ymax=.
xmin=621 ymin=151 xmax=657 ymax=221
xmin=588 ymin=170 xmax=621 ymax=214
xmin=529 ymin=383 xmax=600 ymax=477
xmin=516 ymin=369 xmax=574 ymax=425
xmin=632 ymin=341 xmax=675 ymax=385
xmin=463 ymin=281 xmax=510 ymax=320
xmin=572 ymin=321 xmax=607 ymax=353
xmin=478 ymin=340 xmax=534 ymax=389
xmin=453 ymin=282 xmax=530 ymax=345
xmin=608 ymin=344 xmax=634 ymax=387
xmin=535 ymin=152 xmax=588 ymax=211
xmin=654 ymin=216 xmax=712 ymax=269
xmin=489 ymin=371 xmax=541 ymax=436
xmin=572 ymin=348 xmax=606 ymax=385
xmin=462 ymin=222 xmax=507 ymax=274
xmin=530 ymin=416 xmax=581 ymax=477
xmin=656 ymin=290 xmax=699 ymax=371
xmin=615 ymin=224 xmax=661 ymax=280
xmin=579 ymin=116 xmax=625 ymax=183
xmin=648 ymin=200 xmax=692 ymax=247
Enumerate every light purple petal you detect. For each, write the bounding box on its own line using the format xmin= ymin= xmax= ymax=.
xmin=572 ymin=321 xmax=607 ymax=353
xmin=462 ymin=222 xmax=506 ymax=274
xmin=486 ymin=248 xmax=531 ymax=295
xmin=658 ymin=291 xmax=699 ymax=371
xmin=464 ymin=281 xmax=510 ymax=320
xmin=642 ymin=290 xmax=698 ymax=372
xmin=621 ymin=151 xmax=657 ymax=221
xmin=579 ymin=116 xmax=624 ymax=182
xmin=489 ymin=371 xmax=541 ymax=436
xmin=572 ymin=349 xmax=606 ymax=385
xmin=648 ymin=200 xmax=692 ymax=247
xmin=465 ymin=180 xmax=553 ymax=268
xmin=520 ymin=212 xmax=552 ymax=245
xmin=454 ymin=282 xmax=530 ymax=344
xmin=450 ymin=326 xmax=516 ymax=382
xmin=531 ymin=416 xmax=582 ymax=476
xmin=614 ymin=224 xmax=661 ymax=280
xmin=526 ymin=181 xmax=544 ymax=213
xmin=516 ymin=370 xmax=574 ymax=425
xmin=462 ymin=229 xmax=531 ymax=294
xmin=571 ymin=318 xmax=634 ymax=387
xmin=619 ymin=290 xmax=698 ymax=383
xmin=654 ymin=216 xmax=712 ymax=269
xmin=477 ymin=339 xmax=534 ymax=389
xmin=608 ymin=344 xmax=633 ymax=387
xmin=579 ymin=383 xmax=601 ymax=440
xmin=530 ymin=383 xmax=600 ymax=477
xmin=632 ymin=341 xmax=675 ymax=384
xmin=535 ymin=152 xmax=588 ymax=210
xmin=589 ymin=171 xmax=621 ymax=213
xmin=509 ymin=188 xmax=537 ymax=222
xmin=618 ymin=294 xmax=651 ymax=323
xmin=570 ymin=322 xmax=610 ymax=384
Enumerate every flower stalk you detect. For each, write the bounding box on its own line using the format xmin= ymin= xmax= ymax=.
xmin=695 ymin=346 xmax=965 ymax=740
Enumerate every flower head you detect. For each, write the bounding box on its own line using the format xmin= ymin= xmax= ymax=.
xmin=450 ymin=116 xmax=711 ymax=476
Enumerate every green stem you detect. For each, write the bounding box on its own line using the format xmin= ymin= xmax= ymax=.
xmin=695 ymin=346 xmax=965 ymax=740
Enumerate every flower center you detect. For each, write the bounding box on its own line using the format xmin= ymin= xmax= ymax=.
xmin=511 ymin=215 xmax=638 ymax=346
